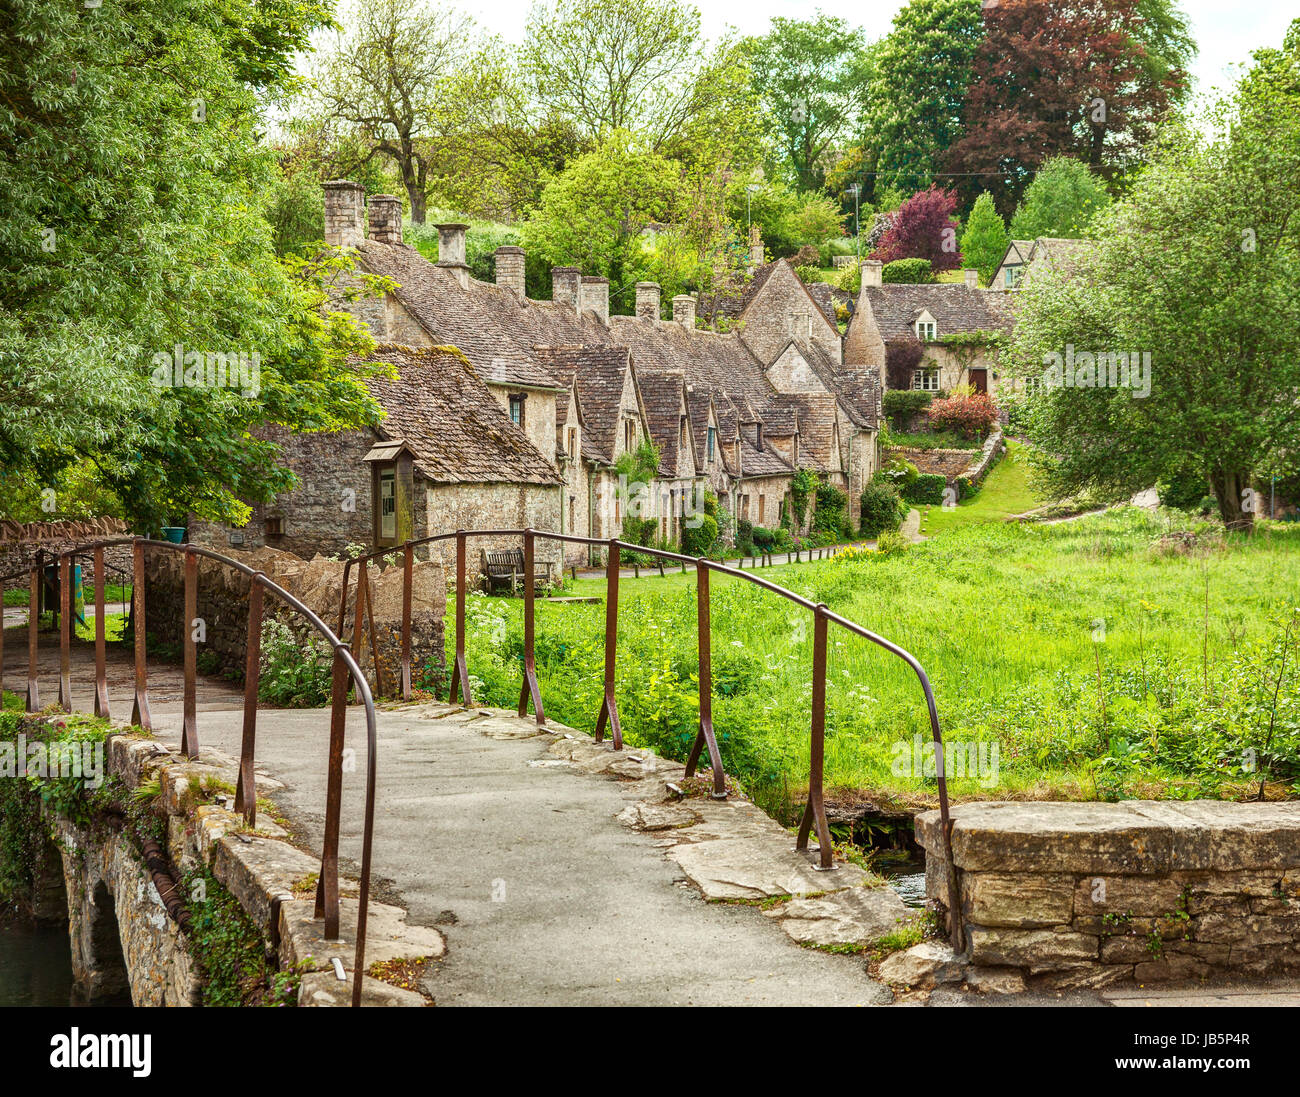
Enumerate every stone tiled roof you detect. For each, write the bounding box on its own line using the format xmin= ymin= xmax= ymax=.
xmin=636 ymin=369 xmax=689 ymax=478
xmin=834 ymin=368 xmax=882 ymax=431
xmin=1026 ymin=237 xmax=1095 ymax=272
xmin=739 ymin=438 xmax=794 ymax=477
xmin=1000 ymin=239 xmax=1034 ymax=267
xmin=767 ymin=392 xmax=842 ymax=471
xmin=860 ymin=284 xmax=1016 ymax=343
xmin=360 ymin=344 xmax=562 ymax=486
xmin=532 ymin=345 xmax=633 ymax=465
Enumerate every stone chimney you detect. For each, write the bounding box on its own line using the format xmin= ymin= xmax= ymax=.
xmin=580 ymin=276 xmax=609 ymax=325
xmin=635 ymin=282 xmax=661 ymax=322
xmin=495 ymin=246 xmax=525 ymax=295
xmin=748 ymin=224 xmax=765 ymax=269
xmin=323 ymin=180 xmax=366 ymax=248
xmin=552 ymin=267 xmax=581 ymax=310
xmin=964 ymin=268 xmax=980 ymax=289
xmin=672 ymin=295 xmax=696 ymax=329
xmin=367 ymin=194 xmax=403 ymax=245
xmin=862 ymin=259 xmax=883 ymax=288
xmin=435 ymin=223 xmax=470 ymax=289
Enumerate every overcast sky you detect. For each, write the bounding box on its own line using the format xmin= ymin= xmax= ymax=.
xmin=462 ymin=0 xmax=1294 ymax=100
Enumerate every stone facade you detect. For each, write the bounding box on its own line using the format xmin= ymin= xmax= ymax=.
xmin=917 ymin=800 xmax=1300 ymax=989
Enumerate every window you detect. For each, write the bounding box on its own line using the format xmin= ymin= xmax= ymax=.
xmin=567 ymin=427 xmax=578 ymax=461
xmin=379 ymin=470 xmax=396 ymax=540
xmin=264 ymin=516 xmax=283 ymax=538
xmin=912 ymin=368 xmax=940 ymax=392
xmin=680 ymin=417 xmax=688 ymax=449
xmin=706 ymin=426 xmax=716 ymax=461
xmin=758 ymin=495 xmax=766 ymax=524
xmin=1005 ymin=266 xmax=1021 ymax=288
xmin=568 ymin=495 xmax=575 ymax=531
xmin=624 ymin=419 xmax=635 ymax=452
xmin=509 ymin=394 xmax=525 ymax=428
xmin=916 ymin=320 xmax=936 ymax=341
xmin=1024 ymin=376 xmax=1042 ymax=397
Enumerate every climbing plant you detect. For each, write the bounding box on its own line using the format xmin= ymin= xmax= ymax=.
xmin=789 ymin=468 xmax=819 ymax=529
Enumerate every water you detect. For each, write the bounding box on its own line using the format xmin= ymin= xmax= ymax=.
xmin=887 ymin=871 xmax=927 ymax=909
xmin=0 ymin=912 xmax=77 ymax=1006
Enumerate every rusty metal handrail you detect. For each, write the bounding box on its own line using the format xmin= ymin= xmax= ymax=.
xmin=333 ymin=526 xmax=963 ymax=951
xmin=0 ymin=536 xmax=379 ymax=1006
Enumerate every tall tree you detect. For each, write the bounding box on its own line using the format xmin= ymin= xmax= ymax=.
xmin=0 ymin=0 xmax=383 ymax=530
xmin=944 ymin=0 xmax=1189 ymax=212
xmin=1005 ymin=84 xmax=1300 ymax=531
xmin=960 ymin=192 xmax=1009 ymax=285
xmin=309 ymin=0 xmax=485 ymax=222
xmin=746 ymin=15 xmax=873 ymax=193
xmin=870 ymin=185 xmax=963 ymax=272
xmin=1009 ymin=157 xmax=1111 ymax=240
xmin=862 ymin=0 xmax=985 ymax=195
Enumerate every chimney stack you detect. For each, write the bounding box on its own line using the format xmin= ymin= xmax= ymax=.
xmin=635 ymin=282 xmax=661 ymax=322
xmin=862 ymin=259 xmax=883 ymax=288
xmin=580 ymin=276 xmax=609 ymax=325
xmin=366 ymin=194 xmax=403 ymax=245
xmin=435 ymin=223 xmax=470 ymax=289
xmin=672 ymin=294 xmax=696 ymax=329
xmin=551 ymin=267 xmax=581 ymax=310
xmin=494 ymin=246 xmax=525 ymax=295
xmin=964 ymin=268 xmax=980 ymax=289
xmin=323 ymin=180 xmax=366 ymax=248
xmin=748 ymin=224 xmax=765 ymax=269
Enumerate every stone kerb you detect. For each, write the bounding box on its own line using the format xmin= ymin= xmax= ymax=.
xmin=915 ymin=801 xmax=1300 ymax=989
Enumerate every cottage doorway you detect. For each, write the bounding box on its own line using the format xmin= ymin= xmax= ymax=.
xmin=969 ymin=368 xmax=988 ymax=394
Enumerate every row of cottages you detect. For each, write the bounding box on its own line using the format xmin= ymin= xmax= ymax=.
xmin=195 ymin=181 xmax=887 ymax=568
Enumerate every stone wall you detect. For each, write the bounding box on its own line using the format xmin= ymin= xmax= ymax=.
xmin=143 ymin=544 xmax=446 ymax=698
xmin=0 ymin=519 xmax=131 ymax=585
xmin=916 ymin=801 xmax=1300 ymax=990
xmin=886 ymin=427 xmax=1004 ymax=491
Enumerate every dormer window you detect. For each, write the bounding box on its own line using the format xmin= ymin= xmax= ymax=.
xmin=915 ymin=312 xmax=937 ymax=341
xmin=509 ymin=394 xmax=526 ymax=427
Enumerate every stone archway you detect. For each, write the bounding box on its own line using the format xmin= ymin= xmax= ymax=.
xmin=69 ymin=880 xmax=130 ymax=1002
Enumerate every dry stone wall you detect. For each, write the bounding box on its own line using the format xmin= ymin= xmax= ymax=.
xmin=916 ymin=800 xmax=1300 ymax=990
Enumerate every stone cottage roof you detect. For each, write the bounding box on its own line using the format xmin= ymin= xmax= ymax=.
xmin=361 ymin=344 xmax=562 ymax=486
xmin=999 ymin=239 xmax=1034 ymax=268
xmin=532 ymin=345 xmax=635 ymax=466
xmin=767 ymin=392 xmax=842 ymax=471
xmin=1025 ymin=237 xmax=1094 ymax=272
xmin=739 ymin=437 xmax=794 ymax=477
xmin=860 ymin=284 xmax=1016 ymax=344
xmin=636 ymin=369 xmax=690 ymax=479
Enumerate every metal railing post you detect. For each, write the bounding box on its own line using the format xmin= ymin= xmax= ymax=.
xmin=448 ymin=531 xmax=472 ymax=705
xmin=350 ymin=559 xmax=368 ymax=704
xmin=518 ymin=529 xmax=545 ymax=724
xmin=796 ymin=605 xmax=833 ymax=868
xmin=684 ymin=561 xmax=727 ymax=799
xmin=316 ymin=647 xmax=348 ymax=939
xmin=58 ymin=553 xmax=71 ymax=712
xmin=593 ymin=539 xmax=622 ymax=749
xmin=233 ymin=574 xmax=264 ymax=825
xmin=130 ymin=541 xmax=152 ymax=731
xmin=400 ymin=544 xmax=413 ymax=700
xmin=25 ymin=566 xmax=38 ymax=712
xmin=93 ymin=547 xmax=109 ymax=718
xmin=181 ymin=548 xmax=199 ymax=756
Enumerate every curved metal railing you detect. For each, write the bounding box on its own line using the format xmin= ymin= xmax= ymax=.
xmin=338 ymin=527 xmax=965 ymax=952
xmin=0 ymin=537 xmax=379 ymax=1006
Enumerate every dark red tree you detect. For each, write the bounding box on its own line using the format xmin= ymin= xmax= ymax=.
xmin=944 ymin=0 xmax=1185 ymax=213
xmin=870 ymin=185 xmax=963 ymax=271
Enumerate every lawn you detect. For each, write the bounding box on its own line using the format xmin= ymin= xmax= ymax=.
xmin=919 ymin=442 xmax=1046 ymax=537
xmin=452 ymin=508 xmax=1300 ymax=818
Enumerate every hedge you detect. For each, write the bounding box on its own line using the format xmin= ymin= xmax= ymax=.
xmin=902 ymin=472 xmax=947 ymax=505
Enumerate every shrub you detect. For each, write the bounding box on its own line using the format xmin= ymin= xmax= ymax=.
xmin=875 ymin=530 xmax=910 ymax=556
xmin=882 ymin=389 xmax=933 ymax=431
xmin=794 ymin=264 xmax=822 ymax=284
xmin=751 ymin=525 xmax=777 ymax=548
xmin=681 ymin=513 xmax=719 ymax=557
xmin=812 ymin=481 xmax=849 ymax=537
xmin=836 ymin=263 xmax=861 ymax=294
xmin=792 ymin=244 xmax=821 ymax=266
xmin=259 ymin=620 xmax=332 ymax=707
xmin=736 ymin=519 xmax=755 ymax=556
xmin=884 ymin=340 xmax=925 ymax=390
xmin=902 ymin=473 xmax=947 ymax=505
xmin=925 ymin=393 xmax=999 ymax=439
xmin=859 ymin=482 xmax=904 ymax=538
xmin=621 ymin=515 xmax=657 ymax=547
xmin=882 ymin=258 xmax=935 ymax=284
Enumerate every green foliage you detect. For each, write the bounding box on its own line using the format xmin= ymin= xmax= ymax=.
xmin=882 ymin=390 xmax=934 ymax=431
xmin=859 ymin=481 xmax=906 ymax=537
xmin=812 ymin=481 xmax=849 ymax=537
xmin=182 ymin=864 xmax=290 ymax=1006
xmin=258 ymin=620 xmax=333 ymax=707
xmin=881 ymin=258 xmax=935 ymax=284
xmin=960 ymin=191 xmax=1009 ymax=286
xmin=903 ymin=473 xmax=948 ymax=505
xmin=789 ymin=468 xmax=819 ymax=529
xmin=1009 ymin=156 xmax=1111 ymax=240
xmin=681 ymin=514 xmax=719 ymax=557
xmin=736 ymin=519 xmax=755 ymax=556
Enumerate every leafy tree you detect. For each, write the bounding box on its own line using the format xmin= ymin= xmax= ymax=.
xmin=308 ymin=0 xmax=486 ymax=222
xmin=882 ymin=259 xmax=935 ymax=284
xmin=746 ymin=15 xmax=873 ymax=193
xmin=1010 ymin=157 xmax=1111 ymax=240
xmin=862 ymin=0 xmax=985 ymax=193
xmin=521 ymin=0 xmax=759 ymax=170
xmin=960 ymin=191 xmax=1009 ymax=285
xmin=870 ymin=186 xmax=962 ymax=271
xmin=0 ymin=0 xmax=383 ymax=531
xmin=522 ymin=132 xmax=685 ymax=303
xmin=1004 ymin=82 xmax=1300 ymax=531
xmin=944 ymin=0 xmax=1190 ymax=211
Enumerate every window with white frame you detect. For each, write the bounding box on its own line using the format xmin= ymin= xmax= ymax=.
xmin=916 ymin=319 xmax=936 ymax=341
xmin=912 ymin=367 xmax=940 ymax=392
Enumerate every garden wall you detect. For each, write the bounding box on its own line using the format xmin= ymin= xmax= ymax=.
xmin=143 ymin=545 xmax=445 ymax=698
xmin=0 ymin=519 xmax=131 ymax=584
xmin=916 ymin=800 xmax=1300 ymax=990
xmin=886 ymin=428 xmax=1004 ymax=492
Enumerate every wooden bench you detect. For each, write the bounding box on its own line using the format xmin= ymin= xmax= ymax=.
xmin=481 ymin=548 xmax=552 ymax=595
